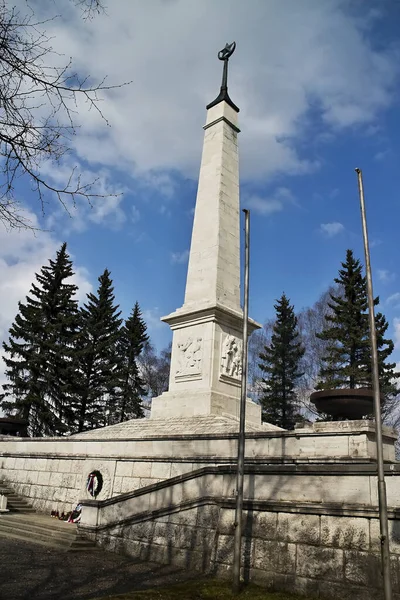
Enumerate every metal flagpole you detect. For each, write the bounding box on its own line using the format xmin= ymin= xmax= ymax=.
xmin=232 ymin=209 xmax=250 ymax=594
xmin=355 ymin=168 xmax=392 ymax=600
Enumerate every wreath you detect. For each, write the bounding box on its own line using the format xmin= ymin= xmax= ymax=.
xmin=86 ymin=470 xmax=103 ymax=498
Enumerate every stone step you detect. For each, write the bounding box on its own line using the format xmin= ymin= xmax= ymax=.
xmin=0 ymin=481 xmax=97 ymax=551
xmin=0 ymin=518 xmax=77 ymax=542
xmin=0 ymin=512 xmax=79 ymax=532
xmin=0 ymin=516 xmax=97 ymax=552
xmin=0 ymin=481 xmax=34 ymax=513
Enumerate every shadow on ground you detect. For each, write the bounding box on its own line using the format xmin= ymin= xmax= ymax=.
xmin=0 ymin=538 xmax=197 ymax=600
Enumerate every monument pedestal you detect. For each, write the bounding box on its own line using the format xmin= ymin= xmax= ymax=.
xmin=150 ymin=303 xmax=261 ymax=424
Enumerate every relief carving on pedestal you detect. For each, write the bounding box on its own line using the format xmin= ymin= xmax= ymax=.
xmin=175 ymin=337 xmax=203 ymax=377
xmin=221 ymin=334 xmax=242 ymax=379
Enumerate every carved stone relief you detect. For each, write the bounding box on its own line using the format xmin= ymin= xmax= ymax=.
xmin=221 ymin=334 xmax=242 ymax=379
xmin=175 ymin=336 xmax=203 ymax=377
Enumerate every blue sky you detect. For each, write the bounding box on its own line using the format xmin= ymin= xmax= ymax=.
xmin=1 ymin=0 xmax=400 ymax=371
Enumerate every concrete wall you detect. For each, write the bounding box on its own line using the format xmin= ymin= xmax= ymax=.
xmin=79 ymin=465 xmax=400 ymax=600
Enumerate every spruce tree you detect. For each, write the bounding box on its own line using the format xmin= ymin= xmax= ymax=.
xmin=317 ymin=249 xmax=399 ymax=400
xmin=114 ymin=302 xmax=149 ymax=423
xmin=2 ymin=243 xmax=79 ymax=436
xmin=259 ymin=293 xmax=305 ymax=429
xmin=73 ymin=269 xmax=122 ymax=432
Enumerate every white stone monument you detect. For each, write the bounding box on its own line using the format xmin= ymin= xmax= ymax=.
xmin=151 ymin=42 xmax=261 ymax=424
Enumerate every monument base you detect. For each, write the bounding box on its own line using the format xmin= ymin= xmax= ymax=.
xmin=150 ymin=389 xmax=261 ymax=425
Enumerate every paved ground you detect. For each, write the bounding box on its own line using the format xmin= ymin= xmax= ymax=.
xmin=0 ymin=538 xmax=195 ymax=600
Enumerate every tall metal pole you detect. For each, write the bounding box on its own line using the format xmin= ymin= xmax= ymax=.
xmin=355 ymin=168 xmax=392 ymax=600
xmin=232 ymin=209 xmax=250 ymax=594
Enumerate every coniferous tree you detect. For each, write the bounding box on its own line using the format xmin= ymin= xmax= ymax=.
xmin=113 ymin=302 xmax=149 ymax=423
xmin=2 ymin=243 xmax=79 ymax=436
xmin=259 ymin=293 xmax=305 ymax=429
xmin=73 ymin=269 xmax=122 ymax=432
xmin=317 ymin=249 xmax=399 ymax=401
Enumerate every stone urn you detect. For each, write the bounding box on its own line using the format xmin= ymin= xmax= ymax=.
xmin=310 ymin=387 xmax=375 ymax=420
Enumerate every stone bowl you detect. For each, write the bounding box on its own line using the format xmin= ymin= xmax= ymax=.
xmin=310 ymin=387 xmax=375 ymax=420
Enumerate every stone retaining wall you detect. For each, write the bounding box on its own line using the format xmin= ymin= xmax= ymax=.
xmin=0 ymin=420 xmax=396 ymax=514
xmin=79 ymin=465 xmax=400 ymax=599
xmin=0 ymin=454 xmax=201 ymax=514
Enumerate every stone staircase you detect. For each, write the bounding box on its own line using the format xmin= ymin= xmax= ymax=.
xmin=0 ymin=480 xmax=97 ymax=552
xmin=0 ymin=480 xmax=35 ymax=513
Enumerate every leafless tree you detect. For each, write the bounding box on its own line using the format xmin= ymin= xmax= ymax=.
xmin=295 ymin=286 xmax=338 ymax=417
xmin=138 ymin=342 xmax=171 ymax=400
xmin=0 ymin=0 xmax=125 ymax=229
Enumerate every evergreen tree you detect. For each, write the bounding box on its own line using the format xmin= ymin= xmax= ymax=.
xmin=317 ymin=249 xmax=399 ymax=400
xmin=259 ymin=293 xmax=305 ymax=429
xmin=73 ymin=269 xmax=122 ymax=432
xmin=114 ymin=302 xmax=149 ymax=422
xmin=2 ymin=243 xmax=79 ymax=436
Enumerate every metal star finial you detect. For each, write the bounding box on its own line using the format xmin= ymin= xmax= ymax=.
xmin=206 ymin=41 xmax=239 ymax=113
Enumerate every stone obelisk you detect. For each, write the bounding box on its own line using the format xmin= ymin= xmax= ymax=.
xmin=151 ymin=43 xmax=261 ymax=424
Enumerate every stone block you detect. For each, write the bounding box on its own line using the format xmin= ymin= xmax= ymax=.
xmin=170 ymin=462 xmax=194 ymax=478
xmin=253 ymin=539 xmax=296 ymax=574
xmin=26 ymin=471 xmax=38 ymax=485
xmin=251 ymin=511 xmax=277 ymax=540
xmin=113 ymin=476 xmax=122 ymax=495
xmin=344 ymin=550 xmax=381 ymax=587
xmin=46 ymin=458 xmax=59 ymax=472
xmin=58 ymin=460 xmax=72 ymax=473
xmin=246 ymin=567 xmax=275 ymax=590
xmin=217 ymin=509 xmax=235 ymax=535
xmin=132 ymin=462 xmax=152 ymax=478
xmin=122 ymin=520 xmax=156 ymax=541
xmin=65 ymin=488 xmax=79 ymax=504
xmin=196 ymin=504 xmax=220 ymax=529
xmin=49 ymin=473 xmax=62 ymax=487
xmin=69 ymin=460 xmax=82 ymax=474
xmin=35 ymin=458 xmax=47 ymax=472
xmin=169 ymin=507 xmax=198 ymax=527
xmin=214 ymin=533 xmax=254 ymax=567
xmin=150 ymin=462 xmax=171 ymax=480
xmin=370 ymin=518 xmax=400 ymax=555
xmin=14 ymin=457 xmax=25 ymax=470
xmin=321 ymin=515 xmax=369 ymax=550
xmin=296 ymin=545 xmax=343 ymax=581
xmin=3 ymin=457 xmax=15 ymax=470
xmin=277 ymin=512 xmax=320 ymax=545
xmin=115 ymin=461 xmax=133 ymax=478
xmin=120 ymin=477 xmax=138 ymax=494
xmin=139 ymin=477 xmax=159 ymax=489
xmin=61 ymin=473 xmax=76 ymax=488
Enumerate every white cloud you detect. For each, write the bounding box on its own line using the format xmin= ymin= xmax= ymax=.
xmin=142 ymin=308 xmax=164 ymax=331
xmin=30 ymin=0 xmax=398 ymax=184
xmin=374 ymin=150 xmax=390 ymax=161
xmin=319 ymin=222 xmax=344 ymax=237
xmin=246 ymin=187 xmax=295 ymax=216
xmin=387 ymin=292 xmax=400 ymax=306
xmin=394 ymin=318 xmax=400 ymax=350
xmin=171 ymin=249 xmax=189 ymax=265
xmin=378 ymin=269 xmax=396 ymax=283
xmin=131 ymin=205 xmax=140 ymax=223
xmin=40 ymin=161 xmax=128 ymax=233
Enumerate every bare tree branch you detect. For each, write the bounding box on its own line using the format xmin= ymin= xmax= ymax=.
xmin=0 ymin=0 xmax=128 ymax=229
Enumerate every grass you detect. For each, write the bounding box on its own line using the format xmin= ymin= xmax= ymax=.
xmin=95 ymin=578 xmax=310 ymax=600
